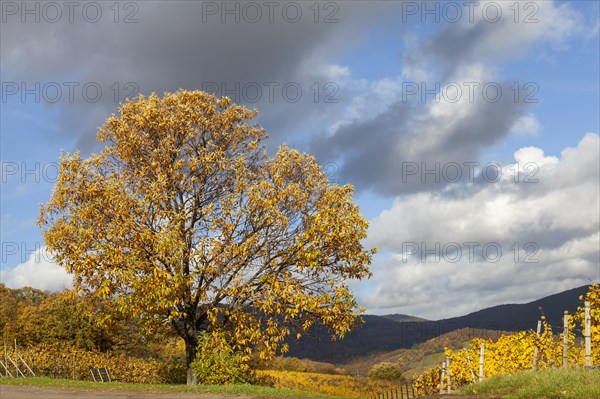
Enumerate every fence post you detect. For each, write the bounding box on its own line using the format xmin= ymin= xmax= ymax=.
xmin=585 ymin=301 xmax=591 ymax=367
xmin=440 ymin=361 xmax=445 ymax=393
xmin=532 ymin=320 xmax=541 ymax=370
xmin=563 ymin=311 xmax=569 ymax=367
xmin=446 ymin=357 xmax=451 ymax=394
xmin=14 ymin=339 xmax=17 ymax=377
xmin=478 ymin=342 xmax=485 ymax=381
xmin=466 ymin=354 xmax=476 ymax=383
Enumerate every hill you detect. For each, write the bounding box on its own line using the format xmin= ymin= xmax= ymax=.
xmin=381 ymin=314 xmax=429 ymax=323
xmin=286 ymin=285 xmax=590 ymax=363
xmin=343 ymin=327 xmax=504 ymax=377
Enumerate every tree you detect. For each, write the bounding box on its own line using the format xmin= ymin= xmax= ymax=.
xmin=39 ymin=90 xmax=375 ymax=385
xmin=0 ymin=284 xmax=47 ymax=341
xmin=368 ymin=362 xmax=403 ymax=380
xmin=15 ymin=291 xmax=109 ymax=351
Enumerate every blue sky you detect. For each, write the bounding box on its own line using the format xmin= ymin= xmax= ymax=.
xmin=1 ymin=0 xmax=599 ymax=319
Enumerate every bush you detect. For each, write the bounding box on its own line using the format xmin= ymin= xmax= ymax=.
xmin=163 ymin=355 xmax=187 ymax=384
xmin=368 ymin=362 xmax=402 ymax=380
xmin=190 ymin=330 xmax=252 ymax=385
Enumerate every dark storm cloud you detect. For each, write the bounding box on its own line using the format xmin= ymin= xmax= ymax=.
xmin=0 ymin=1 xmax=401 ymax=151
xmin=403 ymin=22 xmax=492 ymax=80
xmin=311 ymin=80 xmax=529 ymax=195
xmin=1 ymin=1 xmax=576 ymax=196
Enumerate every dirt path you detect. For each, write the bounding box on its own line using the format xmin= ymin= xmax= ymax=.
xmin=421 ymin=396 xmax=499 ymax=399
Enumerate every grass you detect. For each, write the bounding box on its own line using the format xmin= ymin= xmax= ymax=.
xmin=458 ymin=367 xmax=600 ymax=399
xmin=0 ymin=376 xmax=353 ymax=398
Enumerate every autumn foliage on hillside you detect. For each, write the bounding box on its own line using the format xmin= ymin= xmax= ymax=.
xmin=413 ymin=284 xmax=600 ymax=395
xmin=0 ymin=284 xmax=185 ymax=383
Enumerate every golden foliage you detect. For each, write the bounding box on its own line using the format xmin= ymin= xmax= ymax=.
xmin=413 ymin=284 xmax=600 ymax=394
xmin=191 ymin=330 xmax=252 ymax=384
xmin=257 ymin=369 xmax=401 ymax=398
xmin=38 ymin=90 xmax=375 ymax=377
xmin=13 ymin=343 xmax=179 ymax=384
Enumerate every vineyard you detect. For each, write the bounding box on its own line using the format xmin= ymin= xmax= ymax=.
xmin=412 ymin=284 xmax=599 ymax=395
xmin=256 ymin=369 xmax=401 ymax=398
xmin=1 ymin=284 xmax=597 ymax=398
xmin=0 ymin=342 xmax=186 ymax=384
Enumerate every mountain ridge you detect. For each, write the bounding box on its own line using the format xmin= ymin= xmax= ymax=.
xmin=286 ymin=285 xmax=590 ymax=363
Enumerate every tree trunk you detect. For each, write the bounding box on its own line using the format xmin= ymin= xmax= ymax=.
xmin=184 ymin=336 xmax=198 ymax=386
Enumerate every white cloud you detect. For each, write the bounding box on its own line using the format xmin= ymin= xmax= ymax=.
xmin=401 ymin=0 xmax=588 ymax=80
xmin=588 ymin=19 xmax=600 ymax=39
xmin=1 ymin=246 xmax=72 ymax=291
xmin=510 ymin=113 xmax=541 ymax=135
xmin=360 ymin=133 xmax=600 ymax=319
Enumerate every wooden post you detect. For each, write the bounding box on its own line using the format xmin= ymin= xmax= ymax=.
xmin=585 ymin=301 xmax=591 ymax=367
xmin=14 ymin=339 xmax=17 ymax=377
xmin=446 ymin=357 xmax=451 ymax=394
xmin=479 ymin=342 xmax=485 ymax=381
xmin=532 ymin=320 xmax=541 ymax=370
xmin=466 ymin=354 xmax=476 ymax=383
xmin=3 ymin=342 xmax=7 ymax=378
xmin=440 ymin=361 xmax=445 ymax=393
xmin=563 ymin=311 xmax=569 ymax=367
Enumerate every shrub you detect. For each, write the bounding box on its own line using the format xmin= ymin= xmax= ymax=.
xmin=191 ymin=330 xmax=252 ymax=384
xmin=369 ymin=362 xmax=402 ymax=380
xmin=163 ymin=355 xmax=187 ymax=384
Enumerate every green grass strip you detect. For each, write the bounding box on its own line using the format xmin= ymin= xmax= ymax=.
xmin=459 ymin=367 xmax=600 ymax=399
xmin=0 ymin=376 xmax=353 ymax=399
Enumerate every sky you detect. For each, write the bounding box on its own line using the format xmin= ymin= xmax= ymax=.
xmin=1 ymin=0 xmax=599 ymax=320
